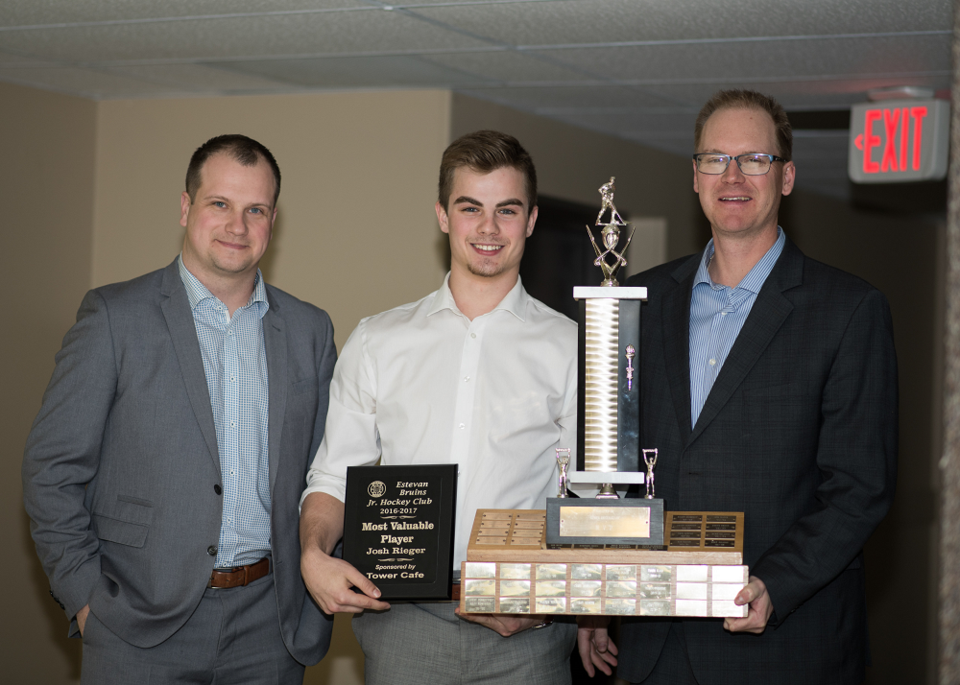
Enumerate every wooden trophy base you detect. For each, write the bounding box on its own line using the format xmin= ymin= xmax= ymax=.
xmin=458 ymin=509 xmax=748 ymax=618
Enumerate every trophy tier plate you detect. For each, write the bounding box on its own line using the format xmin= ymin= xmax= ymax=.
xmin=459 ymin=509 xmax=748 ymax=618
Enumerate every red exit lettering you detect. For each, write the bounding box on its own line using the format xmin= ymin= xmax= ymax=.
xmin=854 ymin=106 xmax=928 ymax=174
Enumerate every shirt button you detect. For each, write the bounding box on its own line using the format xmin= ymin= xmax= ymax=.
xmin=470 ymin=333 xmax=477 ymax=339
xmin=459 ymin=423 xmax=465 ymax=430
xmin=214 ymin=484 xmax=222 ymax=495
xmin=463 ymin=376 xmax=470 ymax=382
xmin=721 ymin=312 xmax=727 ymax=316
xmin=230 ymin=421 xmax=236 ymax=427
xmin=207 ymin=545 xmax=218 ymax=556
xmin=709 ymin=359 xmax=717 ymax=366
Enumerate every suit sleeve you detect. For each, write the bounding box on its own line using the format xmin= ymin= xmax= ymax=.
xmin=22 ymin=290 xmax=118 ymax=632
xmin=752 ymin=288 xmax=898 ymax=623
xmin=307 ymin=310 xmax=338 ymax=461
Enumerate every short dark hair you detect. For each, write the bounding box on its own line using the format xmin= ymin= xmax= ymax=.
xmin=694 ymin=89 xmax=793 ymax=161
xmin=185 ymin=134 xmax=281 ymax=205
xmin=438 ymin=130 xmax=537 ymax=210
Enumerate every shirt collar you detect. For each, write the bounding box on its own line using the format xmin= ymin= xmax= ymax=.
xmin=694 ymin=226 xmax=785 ymax=293
xmin=177 ymin=254 xmax=269 ymax=317
xmin=427 ymin=272 xmax=528 ymax=322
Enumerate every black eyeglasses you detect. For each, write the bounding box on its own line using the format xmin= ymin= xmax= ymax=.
xmin=692 ymin=153 xmax=787 ymax=176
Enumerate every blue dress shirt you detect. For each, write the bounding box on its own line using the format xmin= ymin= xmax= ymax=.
xmin=689 ymin=228 xmax=785 ymax=426
xmin=178 ymin=256 xmax=271 ymax=568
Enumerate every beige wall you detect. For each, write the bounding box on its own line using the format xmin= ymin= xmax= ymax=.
xmin=93 ymin=90 xmax=453 ymax=351
xmin=2 ymin=81 xmax=97 ymax=683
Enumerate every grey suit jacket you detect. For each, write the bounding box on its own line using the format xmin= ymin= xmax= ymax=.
xmin=618 ymin=238 xmax=898 ymax=685
xmin=23 ymin=258 xmax=336 ymax=665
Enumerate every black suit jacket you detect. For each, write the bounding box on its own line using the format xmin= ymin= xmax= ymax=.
xmin=618 ymin=237 xmax=898 ymax=685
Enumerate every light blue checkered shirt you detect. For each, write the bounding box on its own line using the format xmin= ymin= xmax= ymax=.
xmin=178 ymin=256 xmax=271 ymax=568
xmin=689 ymin=228 xmax=785 ymax=426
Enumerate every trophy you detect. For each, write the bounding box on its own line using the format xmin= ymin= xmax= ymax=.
xmin=586 ymin=177 xmax=635 ymax=287
xmin=555 ymin=448 xmax=571 ymax=498
xmin=457 ymin=178 xmax=749 ymax=620
xmin=460 ymin=178 xmax=749 ymax=618
xmin=545 ymin=177 xmax=664 ymax=547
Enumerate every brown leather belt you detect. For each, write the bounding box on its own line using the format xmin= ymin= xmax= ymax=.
xmin=208 ymin=557 xmax=270 ymax=589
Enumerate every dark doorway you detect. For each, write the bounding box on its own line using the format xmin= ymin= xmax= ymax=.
xmin=520 ymin=195 xmax=607 ymax=320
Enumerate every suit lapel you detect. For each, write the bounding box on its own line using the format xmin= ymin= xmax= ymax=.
xmin=662 ymin=256 xmax=699 ymax=444
xmin=262 ymin=294 xmax=287 ymax=494
xmin=159 ymin=261 xmax=221 ymax=475
xmin=689 ymin=238 xmax=804 ymax=442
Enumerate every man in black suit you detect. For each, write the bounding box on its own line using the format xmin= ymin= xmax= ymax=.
xmin=578 ymin=90 xmax=898 ymax=684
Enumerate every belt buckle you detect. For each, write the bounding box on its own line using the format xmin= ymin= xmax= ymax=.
xmin=210 ymin=565 xmax=239 ymax=590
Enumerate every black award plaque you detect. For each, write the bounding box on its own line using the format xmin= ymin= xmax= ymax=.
xmin=343 ymin=464 xmax=457 ymax=600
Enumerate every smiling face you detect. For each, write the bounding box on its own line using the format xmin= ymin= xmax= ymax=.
xmin=179 ymin=152 xmax=277 ymax=288
xmin=693 ymin=106 xmax=795 ymax=242
xmin=436 ymin=165 xmax=537 ymax=285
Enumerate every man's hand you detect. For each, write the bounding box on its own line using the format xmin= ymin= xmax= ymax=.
xmin=300 ymin=544 xmax=390 ymax=614
xmin=299 ymin=491 xmax=390 ymax=614
xmin=453 ymin=608 xmax=548 ymax=637
xmin=724 ymin=575 xmax=773 ymax=634
xmin=577 ymin=616 xmax=618 ymax=677
xmin=77 ymin=604 xmax=90 ymax=637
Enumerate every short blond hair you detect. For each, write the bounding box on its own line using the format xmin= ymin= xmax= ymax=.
xmin=694 ymin=89 xmax=793 ymax=160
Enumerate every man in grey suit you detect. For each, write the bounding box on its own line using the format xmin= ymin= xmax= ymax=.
xmin=578 ymin=90 xmax=898 ymax=684
xmin=23 ymin=134 xmax=337 ymax=684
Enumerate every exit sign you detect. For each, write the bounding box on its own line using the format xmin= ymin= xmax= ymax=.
xmin=848 ymin=99 xmax=949 ymax=183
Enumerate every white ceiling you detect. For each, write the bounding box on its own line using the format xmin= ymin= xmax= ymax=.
xmin=0 ymin=0 xmax=953 ymax=199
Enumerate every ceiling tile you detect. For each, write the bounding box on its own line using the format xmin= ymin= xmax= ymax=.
xmin=0 ymin=0 xmax=951 ymax=203
xmin=456 ymin=84 xmax=676 ymax=111
xmin=103 ymin=62 xmax=293 ymax=92
xmin=545 ymin=108 xmax=698 ymax=139
xmin=0 ymin=49 xmax=55 ymax=66
xmin=408 ymin=0 xmax=951 ymax=47
xmin=639 ymin=75 xmax=953 ymax=112
xmin=0 ymin=1 xmax=369 ymax=26
xmin=419 ymin=49 xmax=596 ymax=84
xmin=213 ymin=54 xmax=491 ymax=88
xmin=0 ymin=10 xmax=491 ymax=63
xmin=533 ymin=34 xmax=951 ymax=84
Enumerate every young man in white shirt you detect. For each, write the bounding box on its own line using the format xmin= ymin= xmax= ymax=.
xmin=300 ymin=130 xmax=578 ymax=685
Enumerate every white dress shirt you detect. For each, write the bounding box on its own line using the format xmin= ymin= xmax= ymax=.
xmin=303 ymin=274 xmax=578 ymax=567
